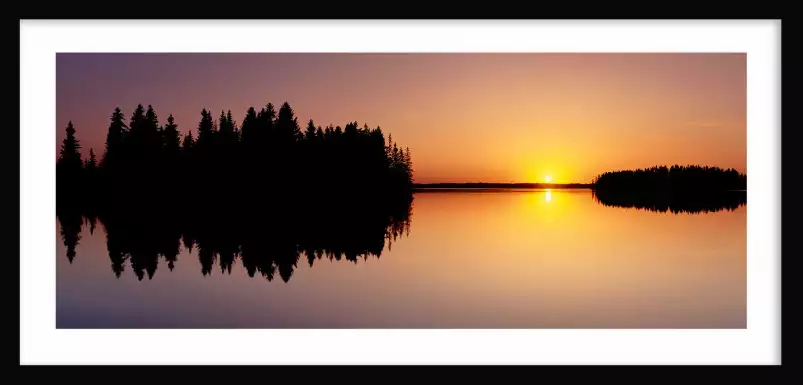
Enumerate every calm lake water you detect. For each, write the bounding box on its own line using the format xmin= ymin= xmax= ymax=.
xmin=56 ymin=189 xmax=746 ymax=328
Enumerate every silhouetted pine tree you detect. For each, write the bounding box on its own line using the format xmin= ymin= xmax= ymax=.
xmin=128 ymin=104 xmax=146 ymax=156
xmin=162 ymin=114 xmax=181 ymax=191
xmin=58 ymin=121 xmax=83 ymax=174
xmin=404 ymin=147 xmax=414 ymax=185
xmin=273 ymin=102 xmax=301 ymax=186
xmin=182 ymin=129 xmax=195 ymax=181
xmin=196 ymin=108 xmax=215 ymax=147
xmin=163 ymin=114 xmax=180 ymax=157
xmin=145 ymin=105 xmax=160 ymax=145
xmin=276 ymin=102 xmax=301 ymax=143
xmin=238 ymin=107 xmax=259 ymax=196
xmin=315 ymin=125 xmax=324 ymax=140
xmin=57 ymin=121 xmax=84 ymax=209
xmin=215 ymin=109 xmax=238 ymax=190
xmin=227 ymin=110 xmax=238 ymax=140
xmin=259 ymin=103 xmax=276 ymax=143
xmin=193 ymin=109 xmax=215 ymax=186
xmin=304 ymin=119 xmax=317 ymax=141
xmin=218 ymin=110 xmax=230 ymax=141
xmin=102 ymin=107 xmax=128 ymax=171
xmin=87 ymin=148 xmax=97 ymax=171
xmin=182 ymin=130 xmax=195 ymax=151
xmin=144 ymin=105 xmax=161 ymax=172
xmin=255 ymin=103 xmax=276 ymax=180
xmin=241 ymin=107 xmax=258 ymax=147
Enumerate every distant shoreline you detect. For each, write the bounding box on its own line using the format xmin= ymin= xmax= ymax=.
xmin=413 ymin=183 xmax=592 ymax=190
xmin=412 ymin=182 xmax=748 ymax=192
xmin=414 ymin=166 xmax=746 ymax=192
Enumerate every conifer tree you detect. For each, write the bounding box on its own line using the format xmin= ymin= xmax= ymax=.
xmin=146 ymin=105 xmax=159 ymax=133
xmin=58 ymin=121 xmax=83 ymax=171
xmin=182 ymin=129 xmax=195 ymax=151
xmin=163 ymin=114 xmax=181 ymax=156
xmin=227 ymin=110 xmax=235 ymax=131
xmin=103 ymin=107 xmax=127 ymax=168
xmin=315 ymin=126 xmax=324 ymax=140
xmin=87 ymin=148 xmax=97 ymax=171
xmin=404 ymin=147 xmax=413 ymax=184
xmin=196 ymin=108 xmax=215 ymax=146
xmin=277 ymin=102 xmax=301 ymax=143
xmin=57 ymin=121 xmax=84 ymax=206
xmin=261 ymin=103 xmax=276 ymax=133
xmin=241 ymin=107 xmax=258 ymax=146
xmin=129 ymin=104 xmax=146 ymax=137
xmin=305 ymin=119 xmax=317 ymax=141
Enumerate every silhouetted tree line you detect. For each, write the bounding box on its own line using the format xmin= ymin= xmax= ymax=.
xmin=590 ymin=165 xmax=747 ymax=214
xmin=56 ymin=102 xmax=415 ymax=217
xmin=592 ymin=165 xmax=746 ymax=192
xmin=57 ymin=199 xmax=412 ymax=282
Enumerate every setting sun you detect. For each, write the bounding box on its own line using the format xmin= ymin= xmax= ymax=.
xmin=545 ymin=175 xmax=552 ymax=183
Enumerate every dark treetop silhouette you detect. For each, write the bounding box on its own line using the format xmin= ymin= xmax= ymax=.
xmin=57 ymin=102 xmax=415 ymax=216
xmin=591 ymin=165 xmax=746 ymax=192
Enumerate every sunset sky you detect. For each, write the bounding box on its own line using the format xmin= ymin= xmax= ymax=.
xmin=56 ymin=53 xmax=746 ymax=184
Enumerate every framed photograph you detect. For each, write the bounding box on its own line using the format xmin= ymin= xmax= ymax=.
xmin=20 ymin=19 xmax=782 ymax=365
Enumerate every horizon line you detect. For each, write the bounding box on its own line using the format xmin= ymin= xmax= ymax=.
xmin=414 ymin=182 xmax=592 ymax=186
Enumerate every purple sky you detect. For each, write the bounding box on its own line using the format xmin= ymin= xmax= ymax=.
xmin=56 ymin=53 xmax=746 ymax=183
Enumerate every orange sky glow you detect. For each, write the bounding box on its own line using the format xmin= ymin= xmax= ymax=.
xmin=56 ymin=53 xmax=746 ymax=184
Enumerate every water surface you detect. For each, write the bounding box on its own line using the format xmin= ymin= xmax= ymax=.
xmin=57 ymin=189 xmax=746 ymax=328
